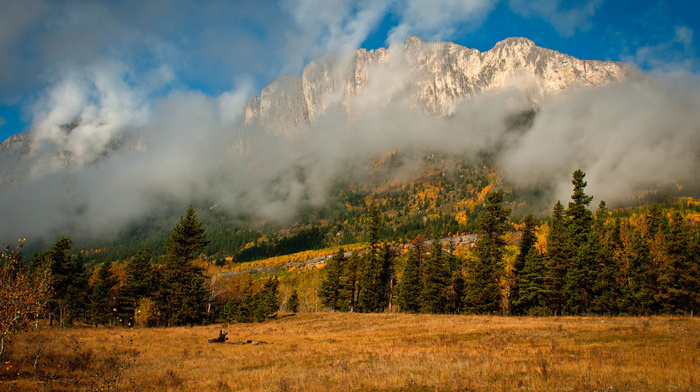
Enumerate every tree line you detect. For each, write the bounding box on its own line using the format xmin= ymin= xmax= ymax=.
xmin=319 ymin=170 xmax=700 ymax=316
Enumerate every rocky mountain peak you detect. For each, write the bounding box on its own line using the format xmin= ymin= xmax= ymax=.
xmin=242 ymin=36 xmax=634 ymax=136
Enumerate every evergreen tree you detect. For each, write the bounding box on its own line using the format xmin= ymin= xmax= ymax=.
xmin=563 ymin=170 xmax=596 ymax=314
xmin=514 ymin=250 xmax=551 ymax=316
xmin=88 ymin=260 xmax=118 ymax=326
xmin=156 ymin=205 xmax=210 ymax=326
xmin=590 ymin=201 xmax=620 ymax=315
xmin=47 ymin=237 xmax=88 ymax=327
xmin=567 ymin=169 xmax=594 ymax=246
xmin=286 ymin=290 xmax=299 ymax=313
xmin=420 ymin=239 xmax=448 ymax=314
xmin=117 ymin=246 xmax=154 ymax=326
xmin=544 ymin=201 xmax=569 ymax=315
xmin=463 ymin=190 xmax=511 ymax=314
xmin=396 ymin=248 xmax=421 ymax=313
xmin=511 ymin=214 xmax=537 ymax=315
xmin=254 ymin=278 xmax=279 ymax=322
xmin=445 ymin=240 xmax=465 ymax=315
xmin=622 ymin=230 xmax=658 ymax=315
xmin=657 ymin=212 xmax=697 ymax=314
xmin=319 ymin=250 xmax=345 ymax=310
xmin=339 ymin=251 xmax=362 ymax=312
xmin=356 ymin=207 xmax=393 ymax=313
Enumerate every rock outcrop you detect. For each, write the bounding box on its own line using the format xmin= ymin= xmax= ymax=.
xmin=243 ymin=36 xmax=634 ymax=134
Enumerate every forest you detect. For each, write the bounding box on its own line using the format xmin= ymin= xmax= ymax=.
xmin=3 ymin=168 xmax=700 ymax=361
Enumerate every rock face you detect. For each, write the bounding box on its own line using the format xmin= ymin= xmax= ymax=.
xmin=243 ymin=36 xmax=634 ymax=134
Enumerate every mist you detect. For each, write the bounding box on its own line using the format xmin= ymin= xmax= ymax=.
xmin=1 ymin=1 xmax=699 ymax=242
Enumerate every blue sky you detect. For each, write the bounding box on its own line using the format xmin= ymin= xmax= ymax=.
xmin=0 ymin=0 xmax=698 ymax=142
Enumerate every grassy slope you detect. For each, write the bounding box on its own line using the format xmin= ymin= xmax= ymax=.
xmin=2 ymin=314 xmax=698 ymax=391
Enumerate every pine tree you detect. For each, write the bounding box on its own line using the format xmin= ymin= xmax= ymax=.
xmin=286 ymin=290 xmax=299 ymax=313
xmin=117 ymin=246 xmax=154 ymax=326
xmin=657 ymin=212 xmax=696 ymax=314
xmin=463 ymin=190 xmax=511 ymax=314
xmin=590 ymin=201 xmax=620 ymax=315
xmin=156 ymin=205 xmax=210 ymax=326
xmin=254 ymin=278 xmax=279 ymax=322
xmin=544 ymin=201 xmax=569 ymax=315
xmin=563 ymin=170 xmax=595 ymax=315
xmin=420 ymin=239 xmax=448 ymax=314
xmin=622 ymin=230 xmax=658 ymax=315
xmin=356 ymin=207 xmax=393 ymax=313
xmin=396 ymin=249 xmax=422 ymax=313
xmin=339 ymin=251 xmax=362 ymax=312
xmin=47 ymin=237 xmax=88 ymax=327
xmin=511 ymin=214 xmax=537 ymax=315
xmin=445 ymin=240 xmax=464 ymax=315
xmin=88 ymin=260 xmax=118 ymax=326
xmin=319 ymin=250 xmax=345 ymax=310
xmin=515 ymin=249 xmax=551 ymax=316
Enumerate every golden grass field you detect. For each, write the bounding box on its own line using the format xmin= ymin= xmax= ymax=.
xmin=1 ymin=313 xmax=698 ymax=391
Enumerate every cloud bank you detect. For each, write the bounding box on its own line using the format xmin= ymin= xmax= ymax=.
xmin=0 ymin=1 xmax=699 ymax=242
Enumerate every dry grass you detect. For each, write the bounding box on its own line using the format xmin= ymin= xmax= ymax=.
xmin=1 ymin=314 xmax=698 ymax=391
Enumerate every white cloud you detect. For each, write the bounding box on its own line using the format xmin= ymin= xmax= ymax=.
xmin=625 ymin=26 xmax=697 ymax=73
xmin=387 ymin=0 xmax=495 ymax=44
xmin=508 ymin=0 xmax=602 ymax=37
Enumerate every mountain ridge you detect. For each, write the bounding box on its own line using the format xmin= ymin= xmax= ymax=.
xmin=242 ymin=35 xmax=635 ymax=135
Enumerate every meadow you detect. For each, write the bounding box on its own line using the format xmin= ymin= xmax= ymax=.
xmin=1 ymin=313 xmax=698 ymax=392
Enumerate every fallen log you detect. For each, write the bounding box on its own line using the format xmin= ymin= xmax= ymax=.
xmin=208 ymin=329 xmax=228 ymax=343
xmin=229 ymin=340 xmax=270 ymax=345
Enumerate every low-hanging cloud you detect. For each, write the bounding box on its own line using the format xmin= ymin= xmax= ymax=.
xmin=2 ymin=1 xmax=700 ymax=243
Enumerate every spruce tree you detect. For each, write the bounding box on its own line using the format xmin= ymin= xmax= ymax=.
xmin=47 ymin=237 xmax=88 ymax=327
xmin=544 ymin=201 xmax=569 ymax=315
xmin=88 ymin=260 xmax=118 ymax=326
xmin=463 ymin=190 xmax=511 ymax=314
xmin=420 ymin=239 xmax=448 ymax=314
xmin=657 ymin=212 xmax=696 ymax=314
xmin=511 ymin=214 xmax=537 ymax=315
xmin=319 ymin=250 xmax=345 ymax=310
xmin=117 ymin=246 xmax=154 ymax=326
xmin=563 ymin=170 xmax=595 ymax=315
xmin=286 ymin=290 xmax=299 ymax=313
xmin=515 ymin=250 xmax=551 ymax=316
xmin=445 ymin=240 xmax=465 ymax=315
xmin=339 ymin=251 xmax=362 ymax=312
xmin=590 ymin=201 xmax=620 ymax=315
xmin=157 ymin=205 xmax=210 ymax=326
xmin=396 ymin=249 xmax=422 ymax=313
xmin=622 ymin=231 xmax=658 ymax=315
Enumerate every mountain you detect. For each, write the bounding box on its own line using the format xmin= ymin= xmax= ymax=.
xmin=242 ymin=36 xmax=634 ymax=135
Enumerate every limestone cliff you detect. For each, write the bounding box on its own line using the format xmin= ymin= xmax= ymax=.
xmin=243 ymin=36 xmax=634 ymax=134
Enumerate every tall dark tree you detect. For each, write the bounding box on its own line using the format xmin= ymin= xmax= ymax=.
xmin=657 ymin=212 xmax=697 ymax=314
xmin=88 ymin=260 xmax=118 ymax=326
xmin=563 ymin=170 xmax=596 ymax=314
xmin=156 ymin=205 xmax=210 ymax=326
xmin=357 ymin=207 xmax=393 ymax=313
xmin=514 ymin=249 xmax=551 ymax=316
xmin=511 ymin=214 xmax=537 ymax=315
xmin=339 ymin=251 xmax=362 ymax=312
xmin=445 ymin=240 xmax=465 ymax=315
xmin=319 ymin=250 xmax=346 ymax=310
xmin=420 ymin=239 xmax=448 ymax=314
xmin=396 ymin=249 xmax=422 ymax=313
xmin=544 ymin=201 xmax=569 ymax=315
xmin=47 ymin=237 xmax=88 ymax=327
xmin=621 ymin=230 xmax=658 ymax=315
xmin=116 ymin=246 xmax=154 ymax=326
xmin=254 ymin=278 xmax=279 ymax=322
xmin=590 ymin=201 xmax=620 ymax=315
xmin=463 ymin=190 xmax=511 ymax=314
